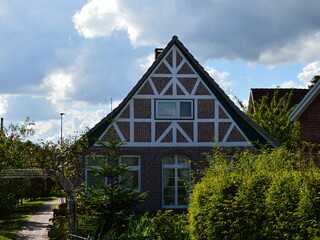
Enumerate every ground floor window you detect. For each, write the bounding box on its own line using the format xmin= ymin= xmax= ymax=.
xmin=85 ymin=156 xmax=106 ymax=188
xmin=85 ymin=155 xmax=140 ymax=192
xmin=162 ymin=154 xmax=190 ymax=208
xmin=120 ymin=156 xmax=141 ymax=192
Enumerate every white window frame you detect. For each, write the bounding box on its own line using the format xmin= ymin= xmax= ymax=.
xmin=119 ymin=155 xmax=141 ymax=193
xmin=155 ymin=99 xmax=193 ymax=119
xmin=162 ymin=154 xmax=191 ymax=208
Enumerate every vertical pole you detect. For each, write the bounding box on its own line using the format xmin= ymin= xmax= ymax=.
xmin=1 ymin=118 xmax=3 ymax=132
xmin=60 ymin=113 xmax=65 ymax=147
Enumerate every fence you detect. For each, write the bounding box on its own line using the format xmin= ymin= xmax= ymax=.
xmin=68 ymin=233 xmax=189 ymax=240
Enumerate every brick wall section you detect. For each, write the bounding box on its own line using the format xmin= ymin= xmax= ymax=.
xmin=198 ymin=99 xmax=215 ymax=119
xmin=166 ymin=51 xmax=173 ymax=67
xmin=116 ymin=122 xmax=130 ymax=142
xmin=151 ymin=77 xmax=172 ymax=94
xmin=88 ymin=146 xmax=249 ymax=212
xmin=178 ymin=122 xmax=194 ymax=141
xmin=134 ymin=99 xmax=151 ymax=119
xmin=227 ymin=126 xmax=246 ymax=142
xmin=134 ymin=122 xmax=151 ymax=142
xmin=198 ymin=122 xmax=215 ymax=142
xmin=219 ymin=122 xmax=232 ymax=141
xmin=177 ymin=63 xmax=195 ymax=74
xmin=219 ymin=106 xmax=229 ymax=119
xmin=119 ymin=106 xmax=130 ymax=118
xmin=155 ymin=62 xmax=171 ymax=74
xmin=178 ymin=78 xmax=197 ymax=94
xmin=155 ymin=122 xmax=171 ymax=141
xmin=176 ymin=51 xmax=183 ymax=67
xmin=164 ymin=85 xmax=173 ymax=95
xmin=299 ymin=94 xmax=320 ymax=143
xmin=137 ymin=81 xmax=154 ymax=95
xmin=195 ymin=82 xmax=210 ymax=95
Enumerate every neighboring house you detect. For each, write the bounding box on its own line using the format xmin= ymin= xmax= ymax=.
xmin=86 ymin=36 xmax=279 ymax=212
xmin=248 ymin=88 xmax=309 ymax=114
xmin=289 ymin=80 xmax=320 ymax=144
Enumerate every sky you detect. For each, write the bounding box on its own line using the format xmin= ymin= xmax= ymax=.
xmin=1 ymin=0 xmax=320 ymax=142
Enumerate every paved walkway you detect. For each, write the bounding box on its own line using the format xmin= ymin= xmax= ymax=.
xmin=14 ymin=198 xmax=62 ymax=240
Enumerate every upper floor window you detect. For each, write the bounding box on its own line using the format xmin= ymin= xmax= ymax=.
xmin=155 ymin=100 xmax=193 ymax=119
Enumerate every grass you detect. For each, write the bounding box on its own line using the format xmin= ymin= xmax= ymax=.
xmin=0 ymin=197 xmax=57 ymax=240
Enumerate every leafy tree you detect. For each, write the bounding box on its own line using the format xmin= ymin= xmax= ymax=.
xmin=245 ymin=89 xmax=299 ymax=149
xmin=77 ymin=131 xmax=146 ymax=237
xmin=308 ymin=75 xmax=320 ymax=89
xmin=189 ymin=147 xmax=320 ymax=240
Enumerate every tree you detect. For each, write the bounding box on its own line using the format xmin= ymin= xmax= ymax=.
xmin=308 ymin=75 xmax=320 ymax=89
xmin=77 ymin=131 xmax=146 ymax=237
xmin=245 ymin=89 xmax=299 ymax=149
xmin=189 ymin=147 xmax=320 ymax=240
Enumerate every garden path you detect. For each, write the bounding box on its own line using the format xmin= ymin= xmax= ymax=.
xmin=14 ymin=198 xmax=62 ymax=240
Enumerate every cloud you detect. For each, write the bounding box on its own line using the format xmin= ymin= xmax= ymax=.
xmin=297 ymin=61 xmax=320 ymax=86
xmin=73 ymin=0 xmax=320 ymax=65
xmin=205 ymin=66 xmax=233 ymax=91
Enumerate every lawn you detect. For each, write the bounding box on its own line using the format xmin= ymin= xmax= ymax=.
xmin=0 ymin=197 xmax=56 ymax=240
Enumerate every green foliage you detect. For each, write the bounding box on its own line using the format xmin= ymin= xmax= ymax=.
xmin=245 ymin=89 xmax=299 ymax=149
xmin=48 ymin=203 xmax=68 ymax=240
xmin=77 ymin=131 xmax=146 ymax=237
xmin=189 ymin=147 xmax=320 ymax=240
xmin=88 ymin=211 xmax=188 ymax=239
xmin=308 ymin=75 xmax=320 ymax=89
xmin=153 ymin=210 xmax=188 ymax=238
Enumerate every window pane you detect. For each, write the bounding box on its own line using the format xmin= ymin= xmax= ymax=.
xmin=163 ymin=155 xmax=175 ymax=165
xmin=164 ymin=187 xmax=175 ymax=195
xmin=180 ymin=101 xmax=192 ymax=117
xmin=178 ymin=196 xmax=188 ymax=205
xmin=163 ymin=177 xmax=175 ymax=187
xmin=178 ymin=177 xmax=189 ymax=187
xmin=87 ymin=156 xmax=105 ymax=166
xmin=178 ymin=169 xmax=189 ymax=178
xmin=87 ymin=171 xmax=104 ymax=188
xmin=163 ymin=169 xmax=175 ymax=177
xmin=158 ymin=102 xmax=176 ymax=117
xmin=122 ymin=171 xmax=138 ymax=189
xmin=164 ymin=196 xmax=175 ymax=205
xmin=121 ymin=156 xmax=139 ymax=166
xmin=178 ymin=186 xmax=188 ymax=195
xmin=177 ymin=155 xmax=188 ymax=165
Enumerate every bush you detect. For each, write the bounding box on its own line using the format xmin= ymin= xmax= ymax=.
xmin=189 ymin=147 xmax=320 ymax=240
xmin=48 ymin=203 xmax=68 ymax=240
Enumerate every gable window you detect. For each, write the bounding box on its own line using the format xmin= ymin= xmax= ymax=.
xmin=162 ymin=154 xmax=190 ymax=208
xmin=120 ymin=156 xmax=141 ymax=192
xmin=156 ymin=100 xmax=193 ymax=119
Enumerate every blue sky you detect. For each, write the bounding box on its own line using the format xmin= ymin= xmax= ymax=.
xmin=1 ymin=0 xmax=320 ymax=141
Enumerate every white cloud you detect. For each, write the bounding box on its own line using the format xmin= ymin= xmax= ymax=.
xmin=297 ymin=61 xmax=320 ymax=86
xmin=0 ymin=94 xmax=10 ymax=115
xmin=257 ymin=32 xmax=320 ymax=66
xmin=205 ymin=66 xmax=233 ymax=91
xmin=40 ymin=69 xmax=75 ymax=104
xmin=73 ymin=0 xmax=320 ymax=65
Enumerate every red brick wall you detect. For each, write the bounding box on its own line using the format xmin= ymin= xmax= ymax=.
xmin=299 ymin=94 xmax=320 ymax=143
xmin=88 ymin=146 xmax=247 ymax=212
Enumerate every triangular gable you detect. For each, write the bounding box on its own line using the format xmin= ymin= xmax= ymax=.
xmin=87 ymin=36 xmax=279 ymax=148
xmin=289 ymin=80 xmax=320 ymax=121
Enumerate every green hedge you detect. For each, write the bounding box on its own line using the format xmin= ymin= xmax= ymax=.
xmin=189 ymin=148 xmax=320 ymax=240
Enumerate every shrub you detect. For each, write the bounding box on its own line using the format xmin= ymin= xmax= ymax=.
xmin=189 ymin=147 xmax=320 ymax=240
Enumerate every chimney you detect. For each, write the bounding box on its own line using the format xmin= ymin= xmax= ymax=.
xmin=154 ymin=48 xmax=163 ymax=59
